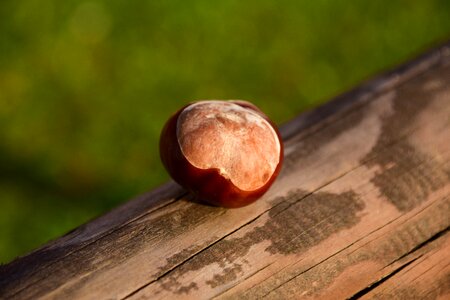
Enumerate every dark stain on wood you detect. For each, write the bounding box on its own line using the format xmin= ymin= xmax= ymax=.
xmin=206 ymin=263 xmax=243 ymax=289
xmin=369 ymin=140 xmax=448 ymax=212
xmin=158 ymin=189 xmax=364 ymax=292
xmin=363 ymin=65 xmax=450 ymax=212
xmin=163 ymin=281 xmax=198 ymax=295
xmin=264 ymin=190 xmax=364 ymax=255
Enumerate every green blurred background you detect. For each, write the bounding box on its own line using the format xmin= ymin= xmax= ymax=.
xmin=1 ymin=0 xmax=449 ymax=263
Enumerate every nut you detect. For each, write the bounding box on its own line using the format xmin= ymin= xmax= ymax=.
xmin=159 ymin=100 xmax=283 ymax=208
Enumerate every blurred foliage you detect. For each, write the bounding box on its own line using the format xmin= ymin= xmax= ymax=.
xmin=0 ymin=0 xmax=449 ymax=263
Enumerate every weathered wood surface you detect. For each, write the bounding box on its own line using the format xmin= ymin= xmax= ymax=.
xmin=1 ymin=42 xmax=449 ymax=300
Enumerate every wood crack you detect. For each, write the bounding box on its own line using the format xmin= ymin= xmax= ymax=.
xmin=346 ymin=255 xmax=423 ymax=300
xmin=383 ymin=226 xmax=449 ymax=269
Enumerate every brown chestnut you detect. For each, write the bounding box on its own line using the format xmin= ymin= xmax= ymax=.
xmin=159 ymin=100 xmax=283 ymax=208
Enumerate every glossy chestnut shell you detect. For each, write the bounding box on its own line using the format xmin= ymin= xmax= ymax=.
xmin=159 ymin=100 xmax=283 ymax=208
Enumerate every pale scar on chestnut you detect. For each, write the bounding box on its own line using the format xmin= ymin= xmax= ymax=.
xmin=177 ymin=101 xmax=280 ymax=191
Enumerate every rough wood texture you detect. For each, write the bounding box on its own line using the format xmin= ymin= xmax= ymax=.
xmin=1 ymin=42 xmax=449 ymax=300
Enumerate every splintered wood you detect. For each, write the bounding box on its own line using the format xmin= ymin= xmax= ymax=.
xmin=1 ymin=43 xmax=449 ymax=300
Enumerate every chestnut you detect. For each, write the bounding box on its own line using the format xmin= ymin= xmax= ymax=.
xmin=159 ymin=100 xmax=283 ymax=208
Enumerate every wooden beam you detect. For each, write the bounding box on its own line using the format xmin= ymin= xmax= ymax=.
xmin=1 ymin=42 xmax=449 ymax=299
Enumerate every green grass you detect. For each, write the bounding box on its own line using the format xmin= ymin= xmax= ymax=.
xmin=0 ymin=0 xmax=449 ymax=263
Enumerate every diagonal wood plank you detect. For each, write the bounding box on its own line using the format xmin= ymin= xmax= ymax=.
xmin=0 ymin=42 xmax=449 ymax=300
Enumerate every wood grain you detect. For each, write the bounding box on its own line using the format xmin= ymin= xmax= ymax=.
xmin=1 ymin=42 xmax=449 ymax=300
